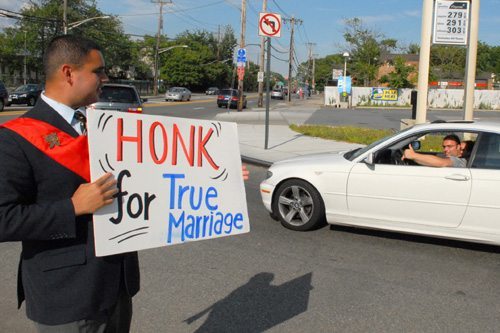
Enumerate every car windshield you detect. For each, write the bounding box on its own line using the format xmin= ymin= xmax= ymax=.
xmin=14 ymin=85 xmax=30 ymax=93
xmin=220 ymin=89 xmax=237 ymax=96
xmin=344 ymin=126 xmax=413 ymax=161
xmin=98 ymin=86 xmax=138 ymax=103
xmin=170 ymin=88 xmax=182 ymax=92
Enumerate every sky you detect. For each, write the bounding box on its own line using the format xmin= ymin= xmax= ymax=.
xmin=1 ymin=0 xmax=499 ymax=75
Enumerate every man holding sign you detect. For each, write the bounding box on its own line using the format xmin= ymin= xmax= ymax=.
xmin=0 ymin=35 xmax=139 ymax=332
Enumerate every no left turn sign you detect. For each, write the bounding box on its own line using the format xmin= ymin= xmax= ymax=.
xmin=259 ymin=12 xmax=281 ymax=38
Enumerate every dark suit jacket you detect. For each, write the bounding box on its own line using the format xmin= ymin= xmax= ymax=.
xmin=0 ymin=99 xmax=140 ymax=325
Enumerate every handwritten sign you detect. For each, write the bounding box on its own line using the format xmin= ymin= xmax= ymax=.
xmin=87 ymin=110 xmax=250 ymax=256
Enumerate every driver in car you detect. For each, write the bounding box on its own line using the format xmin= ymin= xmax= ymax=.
xmin=402 ymin=134 xmax=467 ymax=168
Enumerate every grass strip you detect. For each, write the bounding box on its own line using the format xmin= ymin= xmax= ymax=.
xmin=290 ymin=124 xmax=393 ymax=145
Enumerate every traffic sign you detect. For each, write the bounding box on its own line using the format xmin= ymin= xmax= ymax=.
xmin=237 ymin=48 xmax=246 ymax=58
xmin=433 ymin=0 xmax=469 ymax=45
xmin=259 ymin=12 xmax=282 ymax=38
xmin=237 ymin=66 xmax=245 ymax=81
xmin=257 ymin=71 xmax=264 ymax=82
xmin=237 ymin=48 xmax=247 ymax=63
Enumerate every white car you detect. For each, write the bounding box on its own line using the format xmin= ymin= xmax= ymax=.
xmin=165 ymin=87 xmax=191 ymax=101
xmin=260 ymin=121 xmax=500 ymax=246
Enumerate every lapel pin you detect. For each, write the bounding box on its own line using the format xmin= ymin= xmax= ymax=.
xmin=44 ymin=132 xmax=61 ymax=149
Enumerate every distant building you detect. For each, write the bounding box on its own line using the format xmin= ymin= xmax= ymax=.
xmin=376 ymin=54 xmax=419 ymax=87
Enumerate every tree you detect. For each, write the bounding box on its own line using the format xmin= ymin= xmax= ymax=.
xmin=0 ymin=0 xmax=136 ymax=85
xmin=430 ymin=44 xmax=466 ymax=80
xmin=342 ymin=18 xmax=397 ymax=86
xmin=379 ymin=56 xmax=415 ymax=88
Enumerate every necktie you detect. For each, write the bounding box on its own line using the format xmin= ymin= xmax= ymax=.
xmin=73 ymin=111 xmax=87 ymax=135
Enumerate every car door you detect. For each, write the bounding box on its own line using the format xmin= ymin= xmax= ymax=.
xmin=347 ymin=131 xmax=471 ymax=228
xmin=460 ymin=132 xmax=500 ymax=234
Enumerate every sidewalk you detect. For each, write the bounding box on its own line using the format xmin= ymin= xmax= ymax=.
xmin=215 ymin=95 xmax=363 ymax=166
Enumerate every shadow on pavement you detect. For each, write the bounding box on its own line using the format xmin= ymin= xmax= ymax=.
xmin=184 ymin=272 xmax=313 ymax=332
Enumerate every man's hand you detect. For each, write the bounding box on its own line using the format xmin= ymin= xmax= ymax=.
xmin=242 ymin=164 xmax=249 ymax=180
xmin=71 ymin=173 xmax=118 ymax=216
xmin=402 ymin=144 xmax=415 ymax=161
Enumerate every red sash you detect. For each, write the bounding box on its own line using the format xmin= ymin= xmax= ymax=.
xmin=1 ymin=118 xmax=90 ymax=182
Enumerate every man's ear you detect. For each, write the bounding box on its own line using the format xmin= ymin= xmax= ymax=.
xmin=61 ymin=64 xmax=73 ymax=84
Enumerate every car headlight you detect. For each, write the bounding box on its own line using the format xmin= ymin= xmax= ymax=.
xmin=265 ymin=170 xmax=273 ymax=179
xmin=20 ymin=94 xmax=27 ymax=98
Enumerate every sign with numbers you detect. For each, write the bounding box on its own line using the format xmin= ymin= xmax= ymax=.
xmin=433 ymin=0 xmax=470 ymax=45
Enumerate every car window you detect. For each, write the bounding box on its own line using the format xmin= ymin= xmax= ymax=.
xmin=15 ymin=85 xmax=29 ymax=92
xmin=99 ymin=86 xmax=138 ymax=103
xmin=471 ymin=133 xmax=500 ymax=170
xmin=372 ymin=130 xmax=477 ymax=166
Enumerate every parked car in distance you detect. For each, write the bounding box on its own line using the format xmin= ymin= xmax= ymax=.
xmin=0 ymin=81 xmax=7 ymax=111
xmin=165 ymin=87 xmax=191 ymax=101
xmin=217 ymin=89 xmax=247 ymax=109
xmin=88 ymin=83 xmax=146 ymax=113
xmin=7 ymin=83 xmax=43 ymax=106
xmin=260 ymin=120 xmax=500 ymax=246
xmin=205 ymin=87 xmax=219 ymax=95
xmin=271 ymin=89 xmax=285 ymax=100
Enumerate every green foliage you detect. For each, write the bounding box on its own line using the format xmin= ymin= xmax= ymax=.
xmin=430 ymin=44 xmax=466 ymax=79
xmin=342 ymin=17 xmax=394 ymax=86
xmin=290 ymin=124 xmax=392 ymax=145
xmin=379 ymin=56 xmax=415 ymax=88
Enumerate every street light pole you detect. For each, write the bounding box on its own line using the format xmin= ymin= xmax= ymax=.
xmin=67 ymin=16 xmax=111 ymax=31
xmin=63 ymin=0 xmax=67 ymax=34
xmin=343 ymin=52 xmax=349 ymax=77
xmin=155 ymin=45 xmax=189 ymax=93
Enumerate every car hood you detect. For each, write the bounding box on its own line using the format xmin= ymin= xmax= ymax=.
xmin=272 ymin=151 xmax=346 ymax=166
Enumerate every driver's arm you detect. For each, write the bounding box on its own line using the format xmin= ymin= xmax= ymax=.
xmin=402 ymin=144 xmax=454 ymax=167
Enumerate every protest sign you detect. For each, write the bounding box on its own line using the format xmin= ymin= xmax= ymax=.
xmin=87 ymin=110 xmax=250 ymax=256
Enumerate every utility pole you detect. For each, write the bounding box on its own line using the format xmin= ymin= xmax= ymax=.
xmin=306 ymin=42 xmax=316 ymax=92
xmin=237 ymin=0 xmax=247 ymax=112
xmin=257 ymin=0 xmax=267 ymax=108
xmin=23 ymin=31 xmax=27 ymax=84
xmin=152 ymin=0 xmax=172 ymax=96
xmin=63 ymin=0 xmax=68 ymax=34
xmin=312 ymin=53 xmax=318 ymax=94
xmin=283 ymin=17 xmax=302 ymax=102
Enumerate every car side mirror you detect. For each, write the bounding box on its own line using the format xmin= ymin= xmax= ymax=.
xmin=363 ymin=152 xmax=374 ymax=165
xmin=410 ymin=140 xmax=421 ymax=150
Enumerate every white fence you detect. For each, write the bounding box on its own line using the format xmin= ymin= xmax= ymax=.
xmin=324 ymin=87 xmax=500 ymax=110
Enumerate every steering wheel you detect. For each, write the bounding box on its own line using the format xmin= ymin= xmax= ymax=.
xmin=392 ymin=149 xmax=408 ymax=165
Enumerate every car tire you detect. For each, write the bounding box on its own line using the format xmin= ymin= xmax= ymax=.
xmin=28 ymin=97 xmax=36 ymax=106
xmin=272 ymin=179 xmax=325 ymax=231
xmin=0 ymin=99 xmax=4 ymax=111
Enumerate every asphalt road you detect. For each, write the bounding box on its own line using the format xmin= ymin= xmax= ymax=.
xmin=1 ymin=98 xmax=500 ymax=332
xmin=1 ymin=164 xmax=499 ymax=332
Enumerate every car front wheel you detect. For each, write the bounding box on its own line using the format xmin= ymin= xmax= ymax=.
xmin=28 ymin=97 xmax=36 ymax=106
xmin=272 ymin=179 xmax=325 ymax=231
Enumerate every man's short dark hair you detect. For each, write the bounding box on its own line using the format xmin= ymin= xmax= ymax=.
xmin=443 ymin=134 xmax=461 ymax=144
xmin=43 ymin=35 xmax=102 ymax=79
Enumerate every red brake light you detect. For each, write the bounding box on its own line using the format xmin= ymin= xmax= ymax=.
xmin=128 ymin=107 xmax=142 ymax=113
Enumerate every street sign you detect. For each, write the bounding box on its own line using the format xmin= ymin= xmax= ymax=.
xmin=257 ymin=71 xmax=264 ymax=82
xmin=236 ymin=48 xmax=247 ymax=63
xmin=433 ymin=0 xmax=469 ymax=45
xmin=237 ymin=66 xmax=245 ymax=81
xmin=259 ymin=12 xmax=282 ymax=38
xmin=337 ymin=76 xmax=352 ymax=95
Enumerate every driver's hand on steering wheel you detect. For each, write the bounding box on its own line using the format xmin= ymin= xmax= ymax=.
xmin=402 ymin=144 xmax=416 ymax=161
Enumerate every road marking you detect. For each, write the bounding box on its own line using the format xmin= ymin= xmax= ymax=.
xmin=193 ymin=107 xmax=205 ymax=110
xmin=0 ymin=110 xmax=27 ymax=116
